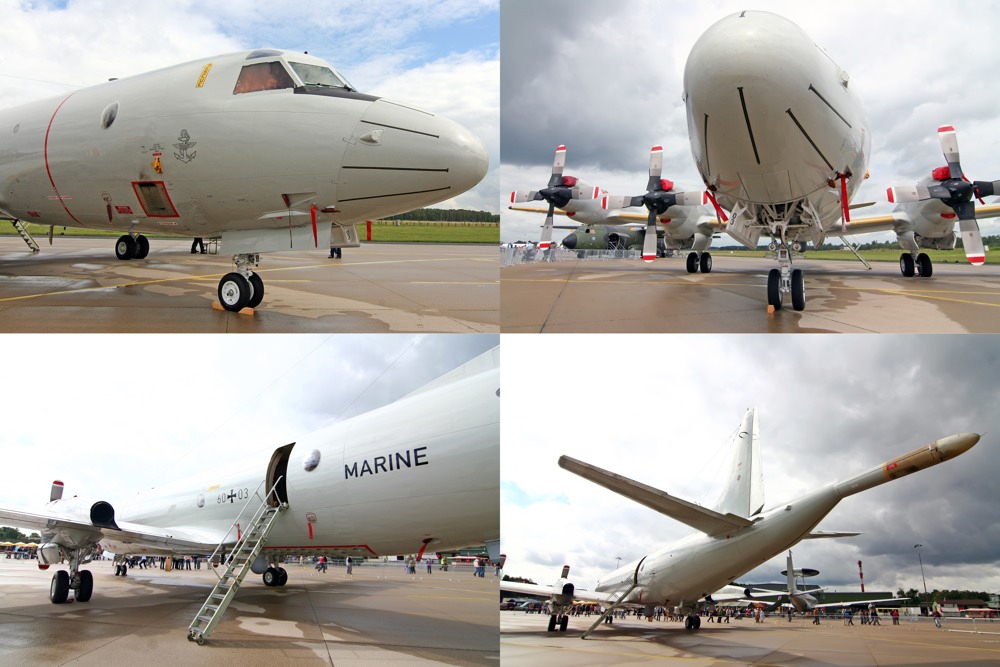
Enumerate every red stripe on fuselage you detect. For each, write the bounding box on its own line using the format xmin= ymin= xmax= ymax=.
xmin=43 ymin=93 xmax=83 ymax=225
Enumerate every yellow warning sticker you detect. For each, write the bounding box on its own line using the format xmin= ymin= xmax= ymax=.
xmin=196 ymin=63 xmax=214 ymax=88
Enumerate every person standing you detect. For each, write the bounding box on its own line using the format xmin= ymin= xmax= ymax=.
xmin=191 ymin=237 xmax=205 ymax=254
xmin=346 ymin=555 xmax=353 ymax=575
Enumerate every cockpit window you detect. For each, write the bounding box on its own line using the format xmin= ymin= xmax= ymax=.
xmin=233 ymin=62 xmax=295 ymax=95
xmin=288 ymin=62 xmax=353 ymax=91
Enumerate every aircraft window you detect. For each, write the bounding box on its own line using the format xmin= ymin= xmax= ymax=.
xmin=233 ymin=62 xmax=295 ymax=95
xmin=289 ymin=62 xmax=352 ymax=90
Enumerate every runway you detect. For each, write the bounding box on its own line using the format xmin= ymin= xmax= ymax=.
xmin=0 ymin=558 xmax=499 ymax=666
xmin=501 ymin=256 xmax=1000 ymax=332
xmin=0 ymin=237 xmax=498 ymax=333
xmin=501 ymin=610 xmax=1000 ymax=666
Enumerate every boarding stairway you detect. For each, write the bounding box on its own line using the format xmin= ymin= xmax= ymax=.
xmin=187 ymin=477 xmax=286 ymax=645
xmin=10 ymin=220 xmax=40 ymax=253
xmin=581 ymin=572 xmax=641 ymax=639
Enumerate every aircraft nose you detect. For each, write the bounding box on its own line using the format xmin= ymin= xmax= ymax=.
xmin=339 ymin=99 xmax=488 ymax=213
xmin=561 ymin=234 xmax=577 ymax=249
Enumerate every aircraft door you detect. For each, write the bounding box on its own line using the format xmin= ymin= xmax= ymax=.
xmin=266 ymin=443 xmax=295 ymax=507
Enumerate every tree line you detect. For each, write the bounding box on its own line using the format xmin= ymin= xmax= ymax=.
xmin=896 ymin=587 xmax=992 ymax=605
xmin=396 ymin=208 xmax=499 ymax=223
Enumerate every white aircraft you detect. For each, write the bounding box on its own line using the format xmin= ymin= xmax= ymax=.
xmin=0 ymin=49 xmax=489 ymax=311
xmin=0 ymin=347 xmax=499 ymax=612
xmin=502 ymin=408 xmax=981 ymax=633
xmin=684 ymin=11 xmax=1000 ymax=310
xmin=781 ymin=551 xmax=906 ymax=613
xmin=510 ymin=145 xmax=721 ymax=270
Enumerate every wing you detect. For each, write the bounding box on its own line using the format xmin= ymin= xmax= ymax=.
xmin=802 ymin=530 xmax=862 ymax=539
xmin=0 ymin=506 xmax=225 ymax=554
xmin=839 ymin=203 xmax=1000 ymax=236
xmin=501 ymin=579 xmax=619 ymax=604
xmin=558 ymin=456 xmax=753 ymax=536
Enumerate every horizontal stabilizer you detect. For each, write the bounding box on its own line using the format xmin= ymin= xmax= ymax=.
xmin=558 ymin=455 xmax=752 ymax=536
xmin=802 ymin=530 xmax=862 ymax=539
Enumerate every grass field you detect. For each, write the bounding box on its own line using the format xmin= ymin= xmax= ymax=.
xmin=1 ymin=220 xmax=500 ymax=244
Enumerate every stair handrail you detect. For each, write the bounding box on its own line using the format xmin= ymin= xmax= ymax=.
xmin=206 ymin=475 xmax=283 ymax=580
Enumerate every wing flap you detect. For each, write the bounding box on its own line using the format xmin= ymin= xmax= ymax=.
xmin=558 ymin=456 xmax=752 ymax=536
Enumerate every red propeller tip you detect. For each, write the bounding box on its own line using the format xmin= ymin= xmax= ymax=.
xmin=642 ymin=254 xmax=655 ymax=263
xmin=968 ymin=255 xmax=985 ymax=265
xmin=538 ymin=242 xmax=551 ymax=249
xmin=651 ymin=145 xmax=663 ymax=152
xmin=938 ymin=125 xmax=955 ymax=133
xmin=556 ymin=145 xmax=566 ymax=151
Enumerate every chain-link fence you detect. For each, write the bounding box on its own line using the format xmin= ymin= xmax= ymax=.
xmin=501 ymin=246 xmax=641 ymax=267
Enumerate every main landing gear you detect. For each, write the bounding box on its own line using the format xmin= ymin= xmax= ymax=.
xmin=684 ymin=614 xmax=701 ymax=630
xmin=547 ymin=614 xmax=569 ymax=632
xmin=686 ymin=251 xmax=713 ymax=274
xmin=50 ymin=559 xmax=94 ymax=603
xmin=114 ymin=233 xmax=150 ymax=260
xmin=899 ymin=252 xmax=933 ymax=278
xmin=262 ymin=566 xmax=288 ymax=587
xmin=218 ymin=253 xmax=265 ymax=311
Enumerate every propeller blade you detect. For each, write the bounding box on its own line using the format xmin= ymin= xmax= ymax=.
xmin=538 ymin=204 xmax=555 ymax=249
xmin=642 ymin=209 xmax=657 ymax=262
xmin=959 ymin=216 xmax=985 ymax=265
xmin=887 ymin=185 xmax=934 ymax=204
xmin=548 ymin=145 xmax=567 ymax=187
xmin=974 ymin=180 xmax=1000 ymax=198
xmin=510 ymin=190 xmax=542 ymax=204
xmin=673 ymin=191 xmax=704 ymax=207
xmin=938 ymin=125 xmax=962 ymax=180
xmin=646 ymin=145 xmax=664 ymax=192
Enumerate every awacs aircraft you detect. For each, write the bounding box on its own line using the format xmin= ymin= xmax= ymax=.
xmin=684 ymin=11 xmax=1000 ymax=310
xmin=510 ymin=145 xmax=721 ymax=270
xmin=0 ymin=347 xmax=498 ymax=641
xmin=0 ymin=49 xmax=489 ymax=311
xmin=780 ymin=551 xmax=906 ymax=614
xmin=502 ymin=408 xmax=981 ymax=634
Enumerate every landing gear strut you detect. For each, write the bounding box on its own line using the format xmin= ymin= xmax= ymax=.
xmin=768 ymin=247 xmax=805 ymax=311
xmin=218 ymin=253 xmax=264 ymax=311
xmin=50 ymin=551 xmax=96 ymax=603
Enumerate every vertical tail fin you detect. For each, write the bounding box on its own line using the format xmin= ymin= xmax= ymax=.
xmin=786 ymin=552 xmax=799 ymax=596
xmin=714 ymin=408 xmax=765 ymax=518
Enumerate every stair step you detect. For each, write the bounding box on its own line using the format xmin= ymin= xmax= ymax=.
xmin=197 ymin=615 xmax=214 ymax=624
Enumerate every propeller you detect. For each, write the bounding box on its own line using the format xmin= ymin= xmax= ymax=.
xmin=510 ymin=145 xmax=597 ymax=249
xmin=604 ymin=146 xmax=703 ymax=262
xmin=887 ymin=126 xmax=1000 ymax=265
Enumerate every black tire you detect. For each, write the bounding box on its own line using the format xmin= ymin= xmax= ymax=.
xmin=76 ymin=570 xmax=94 ymax=602
xmin=276 ymin=567 xmax=288 ymax=586
xmin=686 ymin=252 xmax=699 ymax=273
xmin=767 ymin=268 xmax=782 ymax=310
xmin=113 ymin=564 xmax=120 ymax=576
xmin=50 ymin=570 xmax=69 ymax=604
xmin=115 ymin=235 xmax=136 ymax=260
xmin=547 ymin=615 xmax=557 ymax=632
xmin=791 ymin=268 xmax=805 ymax=311
xmin=559 ymin=615 xmax=568 ymax=632
xmin=263 ymin=567 xmax=278 ymax=587
xmin=121 ymin=563 xmax=127 ymax=576
xmin=917 ymin=253 xmax=933 ymax=277
xmin=700 ymin=252 xmax=713 ymax=274
xmin=247 ymin=273 xmax=265 ymax=309
xmin=694 ymin=615 xmax=701 ymax=629
xmin=134 ymin=235 xmax=150 ymax=259
xmin=900 ymin=253 xmax=915 ymax=277
xmin=218 ymin=272 xmax=250 ymax=312
xmin=684 ymin=615 xmax=696 ymax=630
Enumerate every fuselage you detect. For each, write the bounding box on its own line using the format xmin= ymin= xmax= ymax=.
xmin=0 ymin=49 xmax=488 ymax=240
xmin=684 ymin=11 xmax=870 ymax=238
xmin=95 ymin=355 xmax=500 ymax=558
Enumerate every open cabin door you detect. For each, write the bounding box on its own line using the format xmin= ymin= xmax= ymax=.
xmin=266 ymin=443 xmax=295 ymax=507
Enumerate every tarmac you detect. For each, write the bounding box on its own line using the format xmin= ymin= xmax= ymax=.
xmin=501 ymin=610 xmax=1000 ymax=666
xmin=0 ymin=237 xmax=499 ymax=333
xmin=501 ymin=255 xmax=1000 ymax=333
xmin=0 ymin=557 xmax=499 ymax=667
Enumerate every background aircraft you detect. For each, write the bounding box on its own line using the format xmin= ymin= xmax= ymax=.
xmin=0 ymin=48 xmax=489 ymax=312
xmin=780 ymin=552 xmax=907 ymax=614
xmin=0 ymin=336 xmax=498 ymax=612
xmin=510 ymin=145 xmax=721 ymax=270
xmin=503 ymin=406 xmax=980 ymax=632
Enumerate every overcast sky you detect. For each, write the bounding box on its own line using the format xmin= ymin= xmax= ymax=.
xmin=502 ymin=334 xmax=1000 ymax=596
xmin=0 ymin=334 xmax=497 ymax=513
xmin=0 ymin=0 xmax=498 ymax=213
xmin=500 ymin=0 xmax=1000 ymax=244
